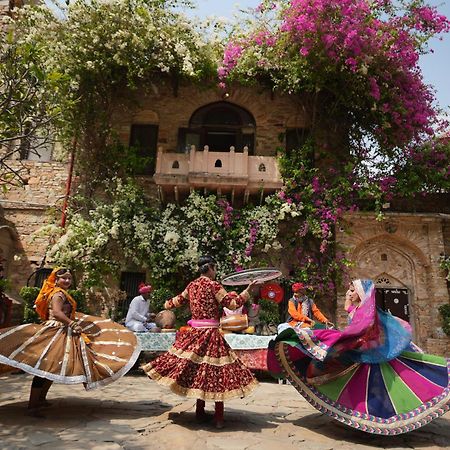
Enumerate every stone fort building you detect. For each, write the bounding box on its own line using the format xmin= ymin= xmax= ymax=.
xmin=1 ymin=77 xmax=449 ymax=355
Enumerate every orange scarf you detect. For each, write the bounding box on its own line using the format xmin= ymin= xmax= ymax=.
xmin=34 ymin=268 xmax=77 ymax=321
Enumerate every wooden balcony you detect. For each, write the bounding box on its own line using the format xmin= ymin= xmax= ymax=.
xmin=154 ymin=145 xmax=283 ymax=204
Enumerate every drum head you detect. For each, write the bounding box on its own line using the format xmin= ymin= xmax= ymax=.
xmin=221 ymin=267 xmax=282 ymax=286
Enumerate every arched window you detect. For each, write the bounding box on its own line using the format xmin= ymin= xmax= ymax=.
xmin=214 ymin=159 xmax=222 ymax=168
xmin=258 ymin=163 xmax=266 ymax=172
xmin=178 ymin=102 xmax=256 ymax=154
xmin=172 ymin=160 xmax=180 ymax=169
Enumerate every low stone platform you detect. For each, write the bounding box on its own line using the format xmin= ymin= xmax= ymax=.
xmin=0 ymin=371 xmax=448 ymax=450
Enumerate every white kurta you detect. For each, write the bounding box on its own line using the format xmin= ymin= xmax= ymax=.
xmin=125 ymin=295 xmax=156 ymax=332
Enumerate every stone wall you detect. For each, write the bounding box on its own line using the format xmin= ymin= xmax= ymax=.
xmin=1 ymin=160 xmax=68 ymax=296
xmin=337 ymin=212 xmax=450 ymax=355
xmin=115 ymin=82 xmax=310 ymax=156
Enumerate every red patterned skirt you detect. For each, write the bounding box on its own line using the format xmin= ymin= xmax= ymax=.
xmin=143 ymin=328 xmax=258 ymax=401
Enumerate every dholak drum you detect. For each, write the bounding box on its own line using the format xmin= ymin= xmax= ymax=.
xmin=220 ymin=314 xmax=248 ymax=332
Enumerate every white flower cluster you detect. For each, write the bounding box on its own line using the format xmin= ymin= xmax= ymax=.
xmin=39 ymin=181 xmax=300 ymax=289
xmin=13 ymin=0 xmax=217 ymax=95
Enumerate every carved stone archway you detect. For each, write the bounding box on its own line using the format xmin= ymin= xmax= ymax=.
xmin=343 ymin=235 xmax=431 ymax=347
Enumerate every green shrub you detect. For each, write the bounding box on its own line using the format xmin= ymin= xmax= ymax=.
xmin=150 ymin=286 xmax=190 ymax=328
xmin=438 ymin=304 xmax=450 ymax=336
xmin=259 ymin=299 xmax=280 ymax=325
xmin=20 ymin=286 xmax=89 ymax=324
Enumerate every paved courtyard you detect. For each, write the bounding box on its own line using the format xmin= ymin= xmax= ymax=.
xmin=0 ymin=371 xmax=449 ymax=450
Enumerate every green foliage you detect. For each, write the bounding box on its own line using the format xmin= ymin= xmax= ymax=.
xmin=0 ymin=278 xmax=11 ymax=292
xmin=10 ymin=0 xmax=219 ymax=183
xmin=440 ymin=255 xmax=450 ymax=282
xmin=41 ymin=179 xmax=293 ymax=291
xmin=20 ymin=286 xmax=89 ymax=324
xmin=0 ymin=22 xmax=71 ymax=185
xmin=19 ymin=287 xmax=40 ymax=324
xmin=438 ymin=304 xmax=450 ymax=336
xmin=259 ymin=299 xmax=280 ymax=325
xmin=150 ymin=287 xmax=175 ymax=313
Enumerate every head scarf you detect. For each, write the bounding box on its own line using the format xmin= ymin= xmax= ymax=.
xmin=34 ymin=268 xmax=77 ymax=321
xmin=352 ymin=279 xmax=373 ymax=306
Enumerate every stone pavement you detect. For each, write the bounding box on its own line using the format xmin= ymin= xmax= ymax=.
xmin=0 ymin=371 xmax=449 ymax=450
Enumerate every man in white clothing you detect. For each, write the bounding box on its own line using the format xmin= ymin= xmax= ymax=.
xmin=125 ymin=283 xmax=159 ymax=332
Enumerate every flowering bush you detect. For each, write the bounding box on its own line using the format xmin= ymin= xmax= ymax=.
xmin=10 ymin=0 xmax=218 ymax=181
xmin=439 ymin=255 xmax=450 ymax=282
xmin=220 ymin=0 xmax=449 ymax=291
xmin=222 ymin=0 xmax=449 ymax=149
xmin=40 ymin=180 xmax=305 ymax=291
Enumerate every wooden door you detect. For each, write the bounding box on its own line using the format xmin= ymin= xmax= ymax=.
xmin=376 ymin=287 xmax=410 ymax=322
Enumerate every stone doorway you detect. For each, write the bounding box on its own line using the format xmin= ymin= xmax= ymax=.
xmin=376 ymin=287 xmax=410 ymax=322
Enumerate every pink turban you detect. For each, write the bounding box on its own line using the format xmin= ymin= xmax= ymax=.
xmin=138 ymin=283 xmax=152 ymax=295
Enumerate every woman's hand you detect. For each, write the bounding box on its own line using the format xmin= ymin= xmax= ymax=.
xmin=245 ymin=280 xmax=259 ymax=294
xmin=69 ymin=320 xmax=83 ymax=335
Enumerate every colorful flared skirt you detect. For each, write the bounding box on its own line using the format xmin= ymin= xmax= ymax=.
xmin=0 ymin=313 xmax=140 ymax=390
xmin=143 ymin=328 xmax=258 ymax=401
xmin=269 ymin=337 xmax=450 ymax=435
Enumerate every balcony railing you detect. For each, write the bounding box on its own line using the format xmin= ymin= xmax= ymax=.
xmin=154 ymin=145 xmax=283 ymax=198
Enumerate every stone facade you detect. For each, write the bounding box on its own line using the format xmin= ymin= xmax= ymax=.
xmin=1 ymin=82 xmax=449 ymax=355
xmin=115 ymin=82 xmax=310 ymax=156
xmin=337 ymin=212 xmax=450 ymax=355
xmin=1 ymin=160 xmax=68 ymax=299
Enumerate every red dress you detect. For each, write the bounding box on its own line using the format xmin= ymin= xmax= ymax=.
xmin=143 ymin=276 xmax=258 ymax=401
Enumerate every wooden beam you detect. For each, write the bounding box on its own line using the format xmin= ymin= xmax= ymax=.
xmin=158 ymin=186 xmax=164 ymax=204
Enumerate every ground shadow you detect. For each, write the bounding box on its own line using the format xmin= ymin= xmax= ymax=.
xmin=289 ymin=412 xmax=450 ymax=448
xmin=167 ymin=406 xmax=281 ymax=433
xmin=0 ymin=398 xmax=173 ymax=425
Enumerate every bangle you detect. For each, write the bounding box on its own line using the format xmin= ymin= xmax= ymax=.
xmin=68 ymin=320 xmax=78 ymax=330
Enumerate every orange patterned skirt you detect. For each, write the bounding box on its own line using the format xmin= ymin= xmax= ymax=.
xmin=143 ymin=327 xmax=258 ymax=401
xmin=0 ymin=313 xmax=140 ymax=390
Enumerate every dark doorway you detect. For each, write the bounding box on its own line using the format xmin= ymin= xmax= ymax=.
xmin=129 ymin=124 xmax=158 ymax=175
xmin=178 ymin=102 xmax=256 ymax=154
xmin=119 ymin=271 xmax=146 ymax=318
xmin=376 ymin=287 xmax=410 ymax=322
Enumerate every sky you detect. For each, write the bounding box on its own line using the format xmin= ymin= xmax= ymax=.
xmin=193 ymin=0 xmax=450 ymax=112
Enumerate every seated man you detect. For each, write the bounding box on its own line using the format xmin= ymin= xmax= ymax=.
xmin=125 ymin=283 xmax=158 ymax=332
xmin=287 ymin=282 xmax=334 ymax=330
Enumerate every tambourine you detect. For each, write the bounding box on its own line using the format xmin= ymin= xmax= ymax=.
xmin=221 ymin=267 xmax=282 ymax=286
xmin=219 ymin=314 xmax=248 ymax=332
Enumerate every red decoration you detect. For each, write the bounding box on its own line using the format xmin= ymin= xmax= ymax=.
xmin=292 ymin=282 xmax=305 ymax=292
xmin=260 ymin=283 xmax=284 ymax=304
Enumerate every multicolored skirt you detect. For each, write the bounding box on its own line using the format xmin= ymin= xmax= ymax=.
xmin=143 ymin=328 xmax=258 ymax=401
xmin=0 ymin=313 xmax=140 ymax=390
xmin=269 ymin=330 xmax=450 ymax=435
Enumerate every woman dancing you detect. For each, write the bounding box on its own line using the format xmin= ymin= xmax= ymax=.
xmin=268 ymin=279 xmax=449 ymax=434
xmin=0 ymin=268 xmax=140 ymax=416
xmin=143 ymin=255 xmax=258 ymax=428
